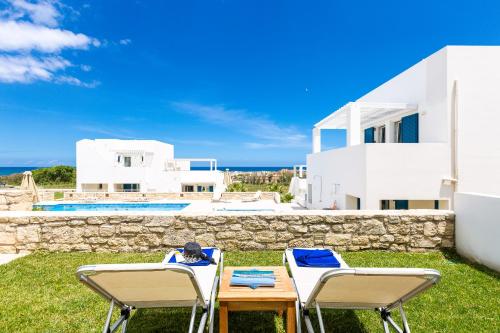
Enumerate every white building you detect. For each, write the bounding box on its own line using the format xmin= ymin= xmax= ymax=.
xmin=76 ymin=139 xmax=225 ymax=193
xmin=307 ymin=46 xmax=500 ymax=210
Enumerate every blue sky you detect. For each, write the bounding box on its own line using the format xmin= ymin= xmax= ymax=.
xmin=1 ymin=0 xmax=500 ymax=166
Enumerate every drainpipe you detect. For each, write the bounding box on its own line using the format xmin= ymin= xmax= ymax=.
xmin=449 ymin=80 xmax=459 ymax=209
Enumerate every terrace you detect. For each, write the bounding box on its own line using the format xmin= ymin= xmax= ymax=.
xmin=0 ymin=250 xmax=497 ymax=332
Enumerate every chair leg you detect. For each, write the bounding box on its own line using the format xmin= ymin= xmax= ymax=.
xmin=315 ymin=303 xmax=325 ymax=333
xmin=399 ymin=303 xmax=411 ymax=333
xmin=103 ymin=300 xmax=115 ymax=333
xmin=303 ymin=310 xmax=315 ymax=333
xmin=295 ymin=301 xmax=301 ymax=333
xmin=379 ymin=308 xmax=404 ymax=333
xmin=188 ymin=303 xmax=197 ymax=333
xmin=197 ymin=309 xmax=208 ymax=333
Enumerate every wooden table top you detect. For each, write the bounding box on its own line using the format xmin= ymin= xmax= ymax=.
xmin=218 ymin=266 xmax=297 ymax=302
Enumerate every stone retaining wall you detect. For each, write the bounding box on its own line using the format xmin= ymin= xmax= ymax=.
xmin=0 ymin=190 xmax=34 ymax=211
xmin=0 ymin=210 xmax=454 ymax=254
xmin=64 ymin=191 xmax=279 ymax=202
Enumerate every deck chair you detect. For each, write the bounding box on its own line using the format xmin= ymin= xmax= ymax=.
xmin=76 ymin=248 xmax=223 ymax=333
xmin=242 ymin=190 xmax=262 ymax=202
xmin=284 ymin=248 xmax=440 ymax=333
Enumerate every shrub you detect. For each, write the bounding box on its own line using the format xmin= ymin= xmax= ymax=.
xmin=227 ymin=182 xmax=248 ymax=192
xmin=32 ymin=166 xmax=76 ymax=185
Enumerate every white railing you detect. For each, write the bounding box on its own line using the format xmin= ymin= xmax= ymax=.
xmin=164 ymin=158 xmax=218 ymax=171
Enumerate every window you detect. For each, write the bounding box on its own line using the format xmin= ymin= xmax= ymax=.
xmin=364 ymin=127 xmax=375 ymax=143
xmin=124 ymin=156 xmax=132 ymax=167
xmin=123 ymin=184 xmax=140 ymax=192
xmin=98 ymin=184 xmax=103 ymax=190
xmin=400 ymin=113 xmax=419 ymax=143
xmin=197 ymin=185 xmax=204 ymax=192
xmin=117 ymin=155 xmax=121 ymax=163
xmin=183 ymin=185 xmax=194 ymax=192
xmin=208 ymin=185 xmax=214 ymax=192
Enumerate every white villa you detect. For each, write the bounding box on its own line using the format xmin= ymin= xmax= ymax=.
xmin=76 ymin=139 xmax=225 ymax=193
xmin=307 ymin=46 xmax=500 ymax=210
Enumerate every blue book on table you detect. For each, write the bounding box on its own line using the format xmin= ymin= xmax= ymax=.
xmin=230 ymin=270 xmax=276 ymax=289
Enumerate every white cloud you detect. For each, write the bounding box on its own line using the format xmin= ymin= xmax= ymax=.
xmin=0 ymin=0 xmax=99 ymax=87
xmin=80 ymin=64 xmax=91 ymax=71
xmin=119 ymin=38 xmax=131 ymax=45
xmin=172 ymin=102 xmax=308 ymax=149
xmin=0 ymin=54 xmax=69 ymax=82
xmin=0 ymin=54 xmax=99 ymax=87
xmin=0 ymin=20 xmax=98 ymax=52
xmin=8 ymin=0 xmax=61 ymax=27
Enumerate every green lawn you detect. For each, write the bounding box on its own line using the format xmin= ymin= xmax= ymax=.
xmin=0 ymin=251 xmax=498 ymax=332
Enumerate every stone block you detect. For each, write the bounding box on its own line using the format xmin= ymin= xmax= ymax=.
xmin=342 ymin=223 xmax=358 ymax=233
xmin=235 ymin=231 xmax=253 ymax=241
xmin=245 ymin=221 xmax=268 ymax=231
xmin=288 ymin=238 xmax=314 ymax=248
xmin=359 ymin=219 xmax=386 ymax=235
xmin=288 ymin=225 xmax=307 ymax=233
xmin=266 ymin=242 xmax=287 ymax=250
xmin=325 ymin=233 xmax=351 ymax=246
xmin=99 ymin=225 xmax=115 ymax=237
xmin=216 ymin=231 xmax=236 ymax=240
xmin=411 ymin=236 xmax=441 ymax=248
xmin=195 ymin=233 xmax=216 ymax=247
xmin=309 ymin=224 xmax=330 ymax=232
xmin=269 ymin=221 xmax=287 ymax=231
xmin=276 ymin=232 xmax=294 ymax=242
xmin=240 ymin=241 xmax=265 ymax=251
xmin=163 ymin=230 xmax=195 ymax=247
xmin=16 ymin=225 xmax=40 ymax=243
xmin=423 ymin=222 xmax=437 ymax=237
xmin=255 ymin=231 xmax=276 ymax=243
xmin=351 ymin=235 xmax=369 ymax=246
xmin=120 ymin=225 xmax=141 ymax=234
xmin=380 ymin=234 xmax=395 ymax=243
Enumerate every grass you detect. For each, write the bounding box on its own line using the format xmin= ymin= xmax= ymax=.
xmin=0 ymin=251 xmax=498 ymax=332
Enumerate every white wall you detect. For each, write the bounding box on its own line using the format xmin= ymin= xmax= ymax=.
xmin=447 ymin=46 xmax=500 ymax=197
xmin=307 ymin=144 xmax=366 ymax=209
xmin=307 ymin=143 xmax=451 ymax=209
xmin=455 ymin=192 xmax=500 ymax=272
xmin=364 ymin=143 xmax=452 ymax=208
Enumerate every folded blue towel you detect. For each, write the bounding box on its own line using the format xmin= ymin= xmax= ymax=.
xmin=168 ymin=248 xmax=215 ymax=266
xmin=293 ymin=249 xmax=341 ymax=268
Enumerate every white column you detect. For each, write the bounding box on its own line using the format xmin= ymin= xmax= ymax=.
xmin=346 ymin=103 xmax=361 ymax=146
xmin=385 ymin=120 xmax=395 ymax=143
xmin=214 ymin=160 xmax=217 ymax=171
xmin=108 ymin=183 xmax=114 ymax=193
xmin=312 ymin=127 xmax=321 ymax=153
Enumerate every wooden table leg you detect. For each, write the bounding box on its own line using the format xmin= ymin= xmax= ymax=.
xmin=219 ymin=302 xmax=228 ymax=333
xmin=286 ymin=301 xmax=296 ymax=333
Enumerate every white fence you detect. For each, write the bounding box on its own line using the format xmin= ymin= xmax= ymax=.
xmin=455 ymin=192 xmax=500 ymax=272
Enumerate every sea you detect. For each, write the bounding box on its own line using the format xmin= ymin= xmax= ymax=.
xmin=0 ymin=166 xmax=293 ymax=176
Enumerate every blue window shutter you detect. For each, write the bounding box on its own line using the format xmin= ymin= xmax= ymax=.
xmin=364 ymin=127 xmax=375 ymax=143
xmin=395 ymin=200 xmax=409 ymax=210
xmin=401 ymin=113 xmax=419 ymax=143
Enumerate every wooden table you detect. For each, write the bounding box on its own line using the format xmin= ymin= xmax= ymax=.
xmin=218 ymin=266 xmax=297 ymax=333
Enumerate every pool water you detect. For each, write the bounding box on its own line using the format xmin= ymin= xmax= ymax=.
xmin=33 ymin=202 xmax=190 ymax=212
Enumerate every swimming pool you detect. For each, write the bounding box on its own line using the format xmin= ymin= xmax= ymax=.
xmin=33 ymin=202 xmax=190 ymax=212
